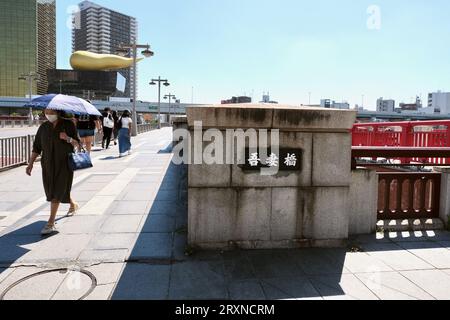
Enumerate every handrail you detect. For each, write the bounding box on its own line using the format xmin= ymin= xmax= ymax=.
xmin=352 ymin=147 xmax=450 ymax=158
xmin=354 ymin=120 xmax=450 ymax=128
xmin=137 ymin=123 xmax=157 ymax=134
xmin=0 ymin=135 xmax=35 ymax=171
xmin=353 ymin=120 xmax=450 ymax=165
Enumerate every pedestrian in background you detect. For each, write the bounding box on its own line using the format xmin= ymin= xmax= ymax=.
xmin=118 ymin=110 xmax=133 ymax=157
xmin=75 ymin=114 xmax=101 ymax=154
xmin=112 ymin=110 xmax=119 ymax=146
xmin=26 ymin=109 xmax=80 ymax=236
xmin=101 ymin=107 xmax=114 ymax=149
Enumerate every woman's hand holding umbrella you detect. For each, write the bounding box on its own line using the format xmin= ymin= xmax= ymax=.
xmin=60 ymin=131 xmax=81 ymax=151
xmin=60 ymin=131 xmax=70 ymax=142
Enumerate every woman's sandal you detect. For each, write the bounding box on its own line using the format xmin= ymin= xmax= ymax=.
xmin=67 ymin=203 xmax=80 ymax=217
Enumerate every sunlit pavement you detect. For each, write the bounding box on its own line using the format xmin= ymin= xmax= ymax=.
xmin=1 ymin=127 xmax=450 ymax=300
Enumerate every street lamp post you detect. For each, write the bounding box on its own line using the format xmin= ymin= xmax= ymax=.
xmin=150 ymin=77 xmax=170 ymax=129
xmin=19 ymin=72 xmax=40 ymax=122
xmin=164 ymin=93 xmax=176 ymax=123
xmin=116 ymin=40 xmax=154 ymax=136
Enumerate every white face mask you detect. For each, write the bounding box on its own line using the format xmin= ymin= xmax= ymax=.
xmin=45 ymin=114 xmax=58 ymax=123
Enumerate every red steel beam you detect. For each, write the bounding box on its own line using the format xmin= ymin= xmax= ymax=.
xmin=352 ymin=147 xmax=450 ymax=158
xmin=354 ymin=120 xmax=450 ymax=128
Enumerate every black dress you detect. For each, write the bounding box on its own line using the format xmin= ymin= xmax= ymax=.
xmin=33 ymin=120 xmax=80 ymax=204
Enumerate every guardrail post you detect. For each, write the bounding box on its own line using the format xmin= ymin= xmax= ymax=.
xmin=447 ymin=125 xmax=450 ymax=148
xmin=434 ymin=167 xmax=450 ymax=228
xmin=403 ymin=122 xmax=414 ymax=164
xmin=26 ymin=135 xmax=30 ymax=163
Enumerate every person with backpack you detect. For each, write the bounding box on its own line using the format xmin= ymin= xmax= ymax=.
xmin=117 ymin=110 xmax=133 ymax=157
xmin=101 ymin=107 xmax=114 ymax=149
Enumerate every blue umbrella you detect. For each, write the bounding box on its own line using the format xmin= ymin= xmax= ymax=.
xmin=24 ymin=94 xmax=102 ymax=116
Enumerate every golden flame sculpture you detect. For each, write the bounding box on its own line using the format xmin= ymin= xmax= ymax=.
xmin=70 ymin=51 xmax=143 ymax=71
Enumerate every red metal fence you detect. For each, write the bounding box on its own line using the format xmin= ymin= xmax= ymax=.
xmin=377 ymin=173 xmax=441 ymax=220
xmin=352 ymin=120 xmax=450 ymax=165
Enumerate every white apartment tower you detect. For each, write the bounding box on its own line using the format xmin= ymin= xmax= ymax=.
xmin=428 ymin=91 xmax=450 ymax=115
xmin=376 ymin=98 xmax=395 ymax=113
xmin=72 ymin=1 xmax=137 ymax=97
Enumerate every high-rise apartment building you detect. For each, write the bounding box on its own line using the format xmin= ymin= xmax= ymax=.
xmin=376 ymin=98 xmax=395 ymax=113
xmin=72 ymin=1 xmax=137 ymax=97
xmin=36 ymin=0 xmax=56 ymax=95
xmin=0 ymin=0 xmax=56 ymax=97
xmin=428 ymin=91 xmax=450 ymax=115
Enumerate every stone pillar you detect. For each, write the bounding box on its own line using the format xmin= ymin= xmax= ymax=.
xmin=185 ymin=104 xmax=357 ymax=249
xmin=435 ymin=167 xmax=450 ymax=228
xmin=349 ymin=168 xmax=378 ymax=235
xmin=172 ymin=116 xmax=188 ymax=147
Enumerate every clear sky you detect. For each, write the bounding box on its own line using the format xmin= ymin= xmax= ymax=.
xmin=56 ymin=0 xmax=450 ymax=109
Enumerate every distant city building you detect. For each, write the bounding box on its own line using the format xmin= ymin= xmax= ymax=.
xmin=221 ymin=96 xmax=252 ymax=104
xmin=259 ymin=93 xmax=278 ymax=104
xmin=333 ymin=102 xmax=350 ymax=110
xmin=0 ymin=0 xmax=56 ymax=97
xmin=428 ymin=91 xmax=450 ymax=115
xmin=399 ymin=96 xmax=422 ymax=111
xmin=47 ymin=69 xmax=125 ymax=100
xmin=320 ymin=99 xmax=350 ymax=110
xmin=376 ymin=98 xmax=395 ymax=113
xmin=320 ymin=99 xmax=332 ymax=108
xmin=72 ymin=0 xmax=138 ymax=97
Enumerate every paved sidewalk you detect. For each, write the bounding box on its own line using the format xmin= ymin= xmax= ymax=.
xmin=1 ymin=127 xmax=450 ymax=300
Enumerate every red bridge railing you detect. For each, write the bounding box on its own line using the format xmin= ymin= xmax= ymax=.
xmin=377 ymin=173 xmax=441 ymax=220
xmin=352 ymin=120 xmax=450 ymax=165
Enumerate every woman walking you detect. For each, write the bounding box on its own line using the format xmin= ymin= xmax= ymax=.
xmin=101 ymin=107 xmax=114 ymax=149
xmin=118 ymin=110 xmax=133 ymax=157
xmin=112 ymin=110 xmax=119 ymax=146
xmin=26 ymin=109 xmax=81 ymax=236
xmin=75 ymin=114 xmax=101 ymax=154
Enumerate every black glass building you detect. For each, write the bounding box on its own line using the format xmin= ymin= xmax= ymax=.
xmin=47 ymin=69 xmax=125 ymax=101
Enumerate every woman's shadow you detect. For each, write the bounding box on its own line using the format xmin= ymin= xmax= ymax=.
xmin=0 ymin=217 xmax=65 ymax=271
xmin=99 ymin=155 xmax=125 ymax=161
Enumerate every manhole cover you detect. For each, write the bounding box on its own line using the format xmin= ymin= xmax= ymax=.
xmin=0 ymin=268 xmax=97 ymax=300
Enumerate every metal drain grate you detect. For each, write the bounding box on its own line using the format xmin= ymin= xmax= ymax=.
xmin=0 ymin=268 xmax=97 ymax=300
